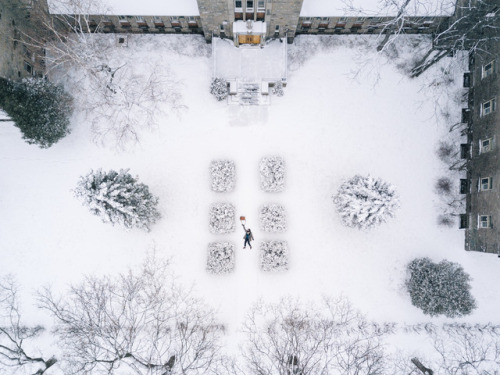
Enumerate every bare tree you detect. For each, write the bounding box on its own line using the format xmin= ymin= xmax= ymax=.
xmin=14 ymin=0 xmax=184 ymax=148
xmin=344 ymin=0 xmax=499 ymax=77
xmin=412 ymin=0 xmax=500 ymax=77
xmin=38 ymin=254 xmax=223 ymax=375
xmin=0 ymin=276 xmax=56 ymax=375
xmin=431 ymin=327 xmax=500 ymax=374
xmin=242 ymin=296 xmax=393 ymax=375
xmin=391 ymin=324 xmax=500 ymax=375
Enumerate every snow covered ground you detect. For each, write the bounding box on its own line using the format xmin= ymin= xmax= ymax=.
xmin=0 ymin=34 xmax=499 ymax=360
xmin=214 ymin=38 xmax=287 ymax=82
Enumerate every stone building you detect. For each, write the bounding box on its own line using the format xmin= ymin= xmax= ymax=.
xmin=463 ymin=37 xmax=500 ymax=253
xmin=0 ymin=0 xmax=47 ymax=80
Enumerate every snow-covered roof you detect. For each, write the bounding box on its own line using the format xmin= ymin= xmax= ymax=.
xmin=233 ymin=21 xmax=267 ymax=34
xmin=48 ymin=0 xmax=200 ymax=16
xmin=300 ymin=0 xmax=457 ymax=17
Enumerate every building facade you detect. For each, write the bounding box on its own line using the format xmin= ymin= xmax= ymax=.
xmin=0 ymin=0 xmax=47 ymax=80
xmin=464 ymin=38 xmax=500 ymax=253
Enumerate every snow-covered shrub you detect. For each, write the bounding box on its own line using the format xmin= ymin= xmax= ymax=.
xmin=260 ymin=241 xmax=289 ymax=272
xmin=207 ymin=242 xmax=235 ymax=274
xmin=0 ymin=77 xmax=72 ymax=148
xmin=437 ymin=214 xmax=455 ymax=227
xmin=272 ymin=81 xmax=284 ymax=97
xmin=74 ymin=169 xmax=161 ymax=231
xmin=210 ymin=160 xmax=235 ymax=192
xmin=260 ymin=156 xmax=285 ymax=192
xmin=210 ymin=78 xmax=228 ymax=101
xmin=406 ymin=257 xmax=476 ymax=318
xmin=260 ymin=204 xmax=287 ymax=232
xmin=209 ymin=203 xmax=235 ymax=234
xmin=435 ymin=177 xmax=453 ymax=195
xmin=332 ymin=175 xmax=400 ymax=230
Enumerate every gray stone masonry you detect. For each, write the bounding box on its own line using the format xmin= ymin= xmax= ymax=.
xmin=197 ymin=0 xmax=231 ymax=42
xmin=0 ymin=0 xmax=47 ymax=80
xmin=465 ymin=38 xmax=500 ymax=254
xmin=267 ymin=0 xmax=304 ymax=41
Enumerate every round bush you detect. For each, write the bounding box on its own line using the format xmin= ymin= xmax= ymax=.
xmin=210 ymin=78 xmax=228 ymax=101
xmin=406 ymin=257 xmax=476 ymax=318
xmin=332 ymin=175 xmax=399 ymax=230
xmin=74 ymin=169 xmax=161 ymax=231
xmin=0 ymin=77 xmax=72 ymax=148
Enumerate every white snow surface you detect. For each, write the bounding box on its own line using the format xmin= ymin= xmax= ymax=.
xmin=0 ymin=33 xmax=499 ymax=367
xmin=48 ymin=0 xmax=199 ymax=15
xmin=214 ymin=38 xmax=287 ymax=82
xmin=301 ymin=0 xmax=457 ymax=16
xmin=233 ymin=21 xmax=267 ymax=34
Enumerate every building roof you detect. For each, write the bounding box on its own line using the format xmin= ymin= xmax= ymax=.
xmin=48 ymin=0 xmax=200 ymax=16
xmin=300 ymin=0 xmax=457 ymax=17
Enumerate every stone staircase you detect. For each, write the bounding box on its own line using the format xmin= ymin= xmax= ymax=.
xmin=228 ymin=81 xmax=270 ymax=105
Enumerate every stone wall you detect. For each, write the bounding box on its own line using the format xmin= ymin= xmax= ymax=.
xmin=196 ymin=0 xmax=231 ymax=41
xmin=465 ymin=38 xmax=500 ymax=254
xmin=295 ymin=16 xmax=448 ymax=35
xmin=0 ymin=0 xmax=47 ymax=81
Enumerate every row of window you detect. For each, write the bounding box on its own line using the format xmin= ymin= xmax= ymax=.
xmin=460 ymin=215 xmax=494 ymax=229
xmin=235 ymin=1 xmax=266 ymax=10
xmin=98 ymin=16 xmax=198 ymax=29
xmin=300 ymin=17 xmax=435 ymax=30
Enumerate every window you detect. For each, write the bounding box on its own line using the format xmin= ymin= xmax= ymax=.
xmin=171 ymin=16 xmax=181 ymax=28
xmin=318 ymin=18 xmax=329 ymax=28
xmin=479 ymin=138 xmax=493 ymax=153
xmin=459 ymin=179 xmax=469 ymax=194
xmin=23 ymin=61 xmax=32 ymax=74
xmin=480 ymin=177 xmax=493 ymax=191
xmin=459 ymin=214 xmax=468 ymax=229
xmin=460 ymin=143 xmax=469 ymax=159
xmin=478 ymin=215 xmax=491 ymax=228
xmin=235 ymin=0 xmax=242 ymax=8
xmin=461 ymin=108 xmax=470 ymax=123
xmin=246 ymin=0 xmax=254 ymax=9
xmin=463 ymin=72 xmax=471 ymax=87
xmin=336 ymin=17 xmax=347 ymax=28
xmin=257 ymin=0 xmax=265 ymax=9
xmin=118 ymin=16 xmax=131 ymax=27
xmin=302 ymin=21 xmax=312 ymax=29
xmin=135 ymin=16 xmax=147 ymax=27
xmin=481 ymin=98 xmax=496 ymax=116
xmin=188 ymin=17 xmax=198 ymax=28
xmin=482 ymin=60 xmax=494 ymax=79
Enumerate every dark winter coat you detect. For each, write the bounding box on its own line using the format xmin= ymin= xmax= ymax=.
xmin=244 ymin=230 xmax=254 ymax=241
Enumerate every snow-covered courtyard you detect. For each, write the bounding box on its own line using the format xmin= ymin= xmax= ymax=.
xmin=1 ymin=34 xmax=499 ymax=361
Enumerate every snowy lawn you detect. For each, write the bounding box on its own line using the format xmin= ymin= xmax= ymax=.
xmin=1 ymin=34 xmax=499 ymax=354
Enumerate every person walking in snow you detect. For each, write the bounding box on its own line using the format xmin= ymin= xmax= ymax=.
xmin=243 ymin=226 xmax=254 ymax=249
